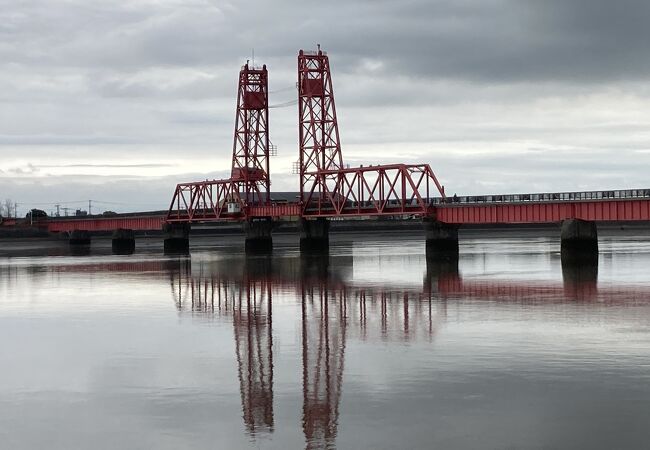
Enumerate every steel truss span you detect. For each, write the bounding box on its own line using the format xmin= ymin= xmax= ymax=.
xmin=297 ymin=47 xmax=445 ymax=218
xmin=167 ymin=180 xmax=244 ymax=223
xmin=301 ymin=164 xmax=443 ymax=217
xmin=165 ymin=47 xmax=446 ymax=224
xmin=167 ymin=62 xmax=273 ymax=223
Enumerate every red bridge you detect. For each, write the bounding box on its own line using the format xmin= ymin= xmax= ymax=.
xmin=25 ymin=188 xmax=650 ymax=232
xmin=8 ymin=47 xmax=648 ymax=257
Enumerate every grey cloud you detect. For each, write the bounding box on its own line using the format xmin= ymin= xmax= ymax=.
xmin=1 ymin=0 xmax=649 ymax=209
xmin=39 ymin=163 xmax=174 ymax=169
xmin=6 ymin=163 xmax=39 ymax=175
xmin=319 ymin=0 xmax=650 ymax=83
xmin=5 ymin=0 xmax=650 ymax=84
xmin=91 ymin=72 xmax=223 ymax=99
xmin=0 ymin=134 xmax=144 ymax=146
xmin=0 ymin=169 xmax=234 ymax=213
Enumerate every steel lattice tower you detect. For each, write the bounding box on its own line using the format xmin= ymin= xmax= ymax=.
xmin=231 ymin=62 xmax=271 ymax=205
xmin=298 ymin=47 xmax=344 ymax=206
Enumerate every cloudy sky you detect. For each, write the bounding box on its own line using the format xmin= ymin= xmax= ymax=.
xmin=1 ymin=0 xmax=649 ymax=214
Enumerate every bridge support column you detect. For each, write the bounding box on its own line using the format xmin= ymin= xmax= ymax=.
xmin=424 ymin=257 xmax=460 ymax=294
xmin=243 ymin=218 xmax=273 ymax=253
xmin=560 ymin=219 xmax=598 ymax=264
xmin=112 ymin=228 xmax=135 ymax=255
xmin=163 ymin=223 xmax=190 ymax=254
xmin=69 ymin=230 xmax=91 ymax=246
xmin=299 ymin=218 xmax=329 ymax=254
xmin=68 ymin=230 xmax=91 ymax=255
xmin=562 ymin=261 xmax=598 ymax=300
xmin=423 ymin=218 xmax=459 ymax=261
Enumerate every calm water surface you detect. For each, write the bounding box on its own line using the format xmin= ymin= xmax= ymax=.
xmin=1 ymin=231 xmax=650 ymax=449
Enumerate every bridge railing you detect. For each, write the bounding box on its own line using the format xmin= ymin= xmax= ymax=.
xmin=431 ymin=188 xmax=650 ymax=206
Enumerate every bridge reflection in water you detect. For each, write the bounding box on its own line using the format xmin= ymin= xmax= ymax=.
xmin=168 ymin=255 xmax=636 ymax=448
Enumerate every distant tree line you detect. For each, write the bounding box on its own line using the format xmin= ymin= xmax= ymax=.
xmin=0 ymin=199 xmax=17 ymax=218
xmin=0 ymin=199 xmax=48 ymax=220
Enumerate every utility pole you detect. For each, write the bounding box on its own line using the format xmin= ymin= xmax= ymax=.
xmin=55 ymin=204 xmax=61 ymax=217
xmin=88 ymin=200 xmax=92 ymax=216
xmin=14 ymin=202 xmax=17 ymax=218
xmin=62 ymin=207 xmax=70 ymax=217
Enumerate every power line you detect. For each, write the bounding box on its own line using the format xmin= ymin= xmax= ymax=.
xmin=268 ymin=84 xmax=297 ymax=94
xmin=269 ymin=99 xmax=298 ymax=109
xmin=17 ymin=199 xmax=154 ymax=206
xmin=17 ymin=200 xmax=87 ymax=206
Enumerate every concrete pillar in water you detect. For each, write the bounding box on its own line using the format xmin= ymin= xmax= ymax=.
xmin=112 ymin=228 xmax=135 ymax=254
xmin=243 ymin=218 xmax=273 ymax=253
xmin=69 ymin=229 xmax=91 ymax=255
xmin=299 ymin=218 xmax=330 ymax=253
xmin=163 ymin=223 xmax=190 ymax=254
xmin=69 ymin=229 xmax=91 ymax=246
xmin=560 ymin=219 xmax=598 ymax=264
xmin=562 ymin=261 xmax=598 ymax=301
xmin=423 ymin=217 xmax=459 ymax=261
xmin=423 ymin=257 xmax=460 ymax=294
xmin=300 ymin=253 xmax=330 ymax=280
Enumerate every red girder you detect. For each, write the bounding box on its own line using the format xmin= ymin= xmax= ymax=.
xmin=434 ymin=198 xmax=650 ymax=224
xmin=297 ymin=48 xmax=446 ymax=218
xmin=166 ymin=179 xmax=245 ymax=222
xmin=301 ymin=164 xmax=444 ymax=217
xmin=44 ymin=215 xmax=164 ymax=232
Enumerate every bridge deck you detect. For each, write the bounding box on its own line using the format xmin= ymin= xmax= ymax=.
xmin=4 ymin=188 xmax=649 ymax=232
xmin=43 ymin=215 xmax=165 ymax=233
xmin=435 ymin=198 xmax=650 ymax=223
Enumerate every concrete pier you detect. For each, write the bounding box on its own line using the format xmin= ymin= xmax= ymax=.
xmin=423 ymin=218 xmax=459 ymax=261
xmin=69 ymin=230 xmax=91 ymax=246
xmin=300 ymin=253 xmax=330 ymax=280
xmin=163 ymin=223 xmax=190 ymax=254
xmin=423 ymin=257 xmax=460 ymax=293
xmin=560 ymin=219 xmax=598 ymax=264
xmin=243 ymin=218 xmax=273 ymax=253
xmin=299 ymin=218 xmax=330 ymax=253
xmin=112 ymin=228 xmax=135 ymax=255
xmin=562 ymin=260 xmax=598 ymax=300
xmin=68 ymin=230 xmax=91 ymax=255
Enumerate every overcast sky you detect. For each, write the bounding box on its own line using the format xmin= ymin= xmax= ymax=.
xmin=1 ymin=0 xmax=649 ymax=214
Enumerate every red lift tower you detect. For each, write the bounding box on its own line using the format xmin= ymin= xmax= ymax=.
xmin=166 ymin=48 xmax=446 ymax=225
xmin=297 ymin=47 xmax=446 ymax=217
xmin=167 ymin=62 xmax=272 ymax=223
xmin=231 ymin=63 xmax=271 ymax=205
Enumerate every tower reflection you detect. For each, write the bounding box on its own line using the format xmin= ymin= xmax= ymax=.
xmin=170 ymin=255 xmax=444 ymax=447
xmin=171 ymin=257 xmax=274 ymax=435
xmin=168 ymin=253 xmax=617 ymax=448
xmin=300 ymin=282 xmax=346 ymax=449
xmin=234 ymin=277 xmax=274 ymax=434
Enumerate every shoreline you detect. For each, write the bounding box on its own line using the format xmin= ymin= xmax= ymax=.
xmin=1 ymin=218 xmax=648 ymax=240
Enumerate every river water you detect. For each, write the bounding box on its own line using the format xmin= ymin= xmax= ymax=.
xmin=1 ymin=230 xmax=649 ymax=449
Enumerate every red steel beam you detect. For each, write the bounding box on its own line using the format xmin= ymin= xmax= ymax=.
xmin=301 ymin=164 xmax=442 ymax=218
xmin=44 ymin=216 xmax=165 ymax=233
xmin=0 ymin=218 xmax=17 ymax=227
xmin=434 ymin=199 xmax=650 ymax=224
xmin=166 ymin=179 xmax=245 ymax=223
xmin=34 ymin=197 xmax=650 ymax=233
xmin=248 ymin=203 xmax=301 ymax=217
